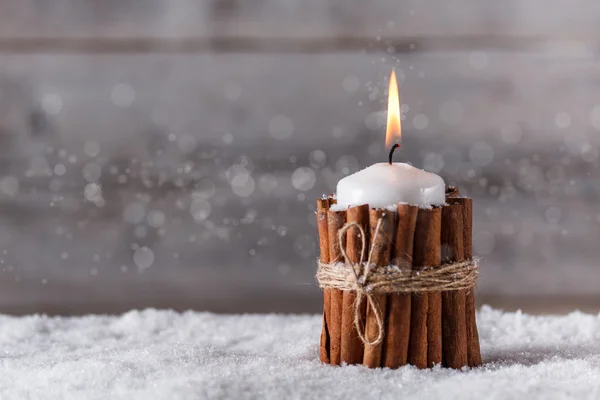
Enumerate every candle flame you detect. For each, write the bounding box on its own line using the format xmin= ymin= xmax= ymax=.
xmin=385 ymin=69 xmax=401 ymax=148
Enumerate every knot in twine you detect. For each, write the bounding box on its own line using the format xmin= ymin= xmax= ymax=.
xmin=316 ymin=220 xmax=479 ymax=347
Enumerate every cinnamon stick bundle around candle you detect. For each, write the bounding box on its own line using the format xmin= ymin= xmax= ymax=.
xmin=362 ymin=208 xmax=394 ymax=368
xmin=447 ymin=197 xmax=482 ymax=367
xmin=341 ymin=204 xmax=369 ymax=365
xmin=316 ymin=198 xmax=331 ymax=363
xmin=382 ymin=204 xmax=418 ymax=369
xmin=327 ymin=208 xmax=346 ymax=365
xmin=316 ymin=194 xmax=479 ymax=369
xmin=441 ymin=203 xmax=468 ymax=368
xmin=408 ymin=207 xmax=441 ymax=369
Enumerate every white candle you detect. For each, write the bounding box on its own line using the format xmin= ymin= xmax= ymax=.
xmin=336 ymin=162 xmax=445 ymax=208
xmin=334 ymin=69 xmax=445 ymax=209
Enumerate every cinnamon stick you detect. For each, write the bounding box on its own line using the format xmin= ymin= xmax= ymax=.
xmin=316 ymin=198 xmax=331 ymax=364
xmin=426 ymin=208 xmax=443 ymax=368
xmin=408 ymin=207 xmax=442 ymax=369
xmin=362 ymin=208 xmax=394 ymax=368
xmin=327 ymin=207 xmax=346 ymax=365
xmin=448 ymin=197 xmax=481 ymax=367
xmin=441 ymin=204 xmax=468 ymax=368
xmin=341 ymin=204 xmax=369 ymax=365
xmin=382 ymin=204 xmax=418 ymax=368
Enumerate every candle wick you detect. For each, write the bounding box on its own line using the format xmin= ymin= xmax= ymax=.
xmin=388 ymin=143 xmax=401 ymax=165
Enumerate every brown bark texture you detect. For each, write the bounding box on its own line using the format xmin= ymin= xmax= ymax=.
xmin=362 ymin=208 xmax=394 ymax=367
xmin=382 ymin=204 xmax=418 ymax=368
xmin=441 ymin=203 xmax=468 ymax=369
xmin=327 ymin=208 xmax=346 ymax=365
xmin=408 ymin=207 xmax=441 ymax=369
xmin=447 ymin=197 xmax=482 ymax=367
xmin=340 ymin=204 xmax=369 ymax=365
xmin=316 ymin=198 xmax=331 ymax=363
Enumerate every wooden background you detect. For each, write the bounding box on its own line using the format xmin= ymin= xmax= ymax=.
xmin=0 ymin=1 xmax=599 ymax=314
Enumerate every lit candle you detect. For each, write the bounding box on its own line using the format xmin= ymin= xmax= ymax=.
xmin=336 ymin=70 xmax=445 ymax=209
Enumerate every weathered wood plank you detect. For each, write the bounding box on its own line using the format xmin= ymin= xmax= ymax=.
xmin=0 ymin=0 xmax=600 ymax=46
xmin=0 ymin=51 xmax=599 ymax=149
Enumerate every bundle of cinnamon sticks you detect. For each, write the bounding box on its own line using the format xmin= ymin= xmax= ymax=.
xmin=316 ymin=190 xmax=481 ymax=369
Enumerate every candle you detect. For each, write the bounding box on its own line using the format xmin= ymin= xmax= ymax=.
xmin=336 ymin=163 xmax=445 ymax=208
xmin=335 ymin=70 xmax=445 ymax=208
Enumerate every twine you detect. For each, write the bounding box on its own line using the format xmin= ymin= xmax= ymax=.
xmin=316 ymin=221 xmax=479 ymax=347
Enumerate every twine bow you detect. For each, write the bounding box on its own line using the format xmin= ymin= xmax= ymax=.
xmin=337 ymin=220 xmax=386 ymax=347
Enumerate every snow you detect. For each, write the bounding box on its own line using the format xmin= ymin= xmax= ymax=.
xmin=1 ymin=306 xmax=600 ymax=399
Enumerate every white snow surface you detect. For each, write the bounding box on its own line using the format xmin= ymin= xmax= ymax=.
xmin=1 ymin=306 xmax=600 ymax=400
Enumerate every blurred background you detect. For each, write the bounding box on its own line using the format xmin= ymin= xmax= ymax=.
xmin=0 ymin=1 xmax=599 ymax=315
